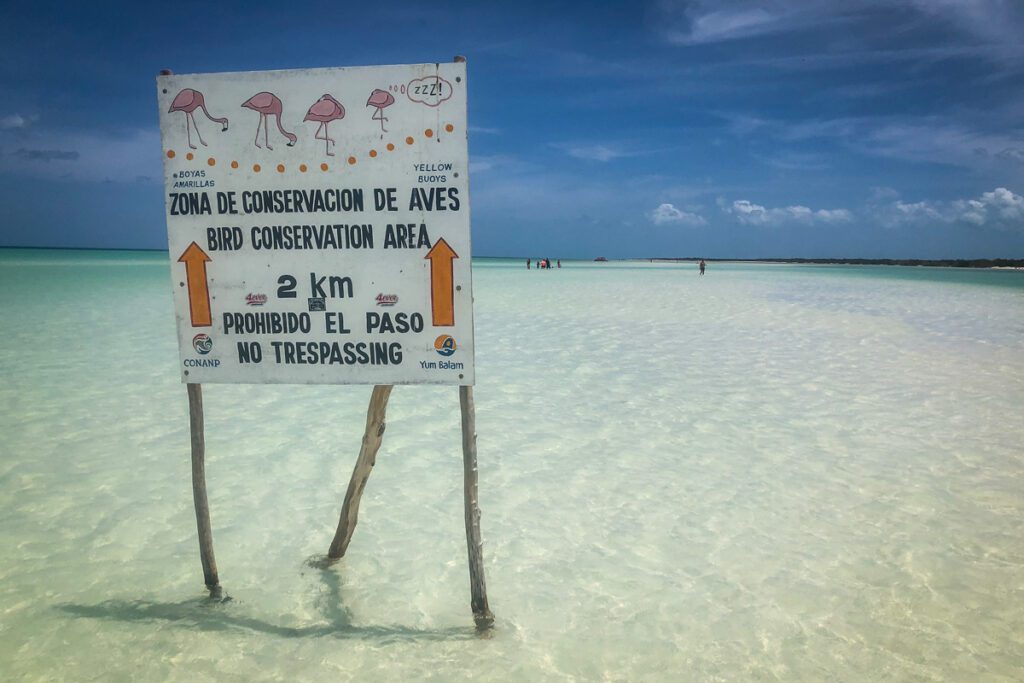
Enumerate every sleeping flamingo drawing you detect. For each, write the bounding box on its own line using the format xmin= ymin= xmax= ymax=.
xmin=304 ymin=94 xmax=345 ymax=156
xmin=241 ymin=92 xmax=296 ymax=150
xmin=168 ymin=89 xmax=228 ymax=150
xmin=366 ymin=89 xmax=395 ymax=134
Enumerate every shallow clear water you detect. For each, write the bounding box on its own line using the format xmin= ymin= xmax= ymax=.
xmin=1 ymin=250 xmax=1022 ymax=680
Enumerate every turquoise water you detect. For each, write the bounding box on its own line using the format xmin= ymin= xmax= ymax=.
xmin=1 ymin=250 xmax=1023 ymax=680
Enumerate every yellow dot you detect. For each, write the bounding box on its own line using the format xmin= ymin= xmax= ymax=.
xmin=347 ymin=156 xmax=356 ymax=165
xmin=276 ymin=164 xmax=285 ymax=173
xmin=386 ymin=143 xmax=395 ymax=151
xmin=166 ymin=150 xmax=175 ymax=159
xmin=230 ymin=160 xmax=238 ymax=169
xmin=445 ymin=124 xmax=454 ymax=132
xmin=405 ymin=136 xmax=414 ymax=145
xmin=320 ymin=163 xmax=329 ymax=171
xmin=369 ymin=149 xmax=377 ymax=158
xmin=207 ymin=157 xmax=216 ymax=166
xmin=424 ymin=128 xmax=433 ymax=138
xmin=186 ymin=152 xmax=194 ymax=161
xmin=253 ymin=164 xmax=261 ymax=172
xmin=299 ymin=164 xmax=307 ymax=172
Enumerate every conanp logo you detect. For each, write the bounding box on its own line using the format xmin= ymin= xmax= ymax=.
xmin=434 ymin=334 xmax=457 ymax=357
xmin=192 ymin=333 xmax=213 ymax=355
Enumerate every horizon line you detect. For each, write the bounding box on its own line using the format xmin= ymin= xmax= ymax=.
xmin=0 ymin=245 xmax=1022 ymax=264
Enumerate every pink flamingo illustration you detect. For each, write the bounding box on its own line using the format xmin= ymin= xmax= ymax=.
xmin=241 ymin=92 xmax=296 ymax=150
xmin=168 ymin=89 xmax=228 ymax=150
xmin=304 ymin=94 xmax=345 ymax=156
xmin=366 ymin=89 xmax=395 ymax=134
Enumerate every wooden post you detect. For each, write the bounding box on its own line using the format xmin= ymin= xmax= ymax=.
xmin=459 ymin=385 xmax=493 ymax=626
xmin=328 ymin=385 xmax=394 ymax=559
xmin=187 ymin=383 xmax=219 ymax=589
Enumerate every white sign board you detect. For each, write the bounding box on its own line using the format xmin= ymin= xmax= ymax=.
xmin=156 ymin=62 xmax=473 ymax=385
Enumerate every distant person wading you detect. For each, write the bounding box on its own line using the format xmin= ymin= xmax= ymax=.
xmin=699 ymin=259 xmax=706 ymax=276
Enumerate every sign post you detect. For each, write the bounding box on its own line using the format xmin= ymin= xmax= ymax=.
xmin=186 ymin=383 xmax=218 ymax=590
xmin=460 ymin=385 xmax=491 ymax=623
xmin=327 ymin=384 xmax=393 ymax=559
xmin=157 ymin=58 xmax=491 ymax=625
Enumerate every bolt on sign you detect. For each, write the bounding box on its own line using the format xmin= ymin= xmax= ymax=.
xmin=157 ymin=63 xmax=473 ymax=385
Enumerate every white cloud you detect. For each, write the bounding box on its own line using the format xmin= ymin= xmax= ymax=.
xmin=559 ymin=144 xmax=628 ymax=162
xmin=996 ymin=148 xmax=1024 ymax=165
xmin=0 ymin=114 xmax=29 ymax=129
xmin=874 ymin=187 xmax=1024 ymax=228
xmin=0 ymin=127 xmax=161 ymax=183
xmin=723 ymin=198 xmax=853 ymax=226
xmin=14 ymin=148 xmax=79 ymax=161
xmin=853 ymin=121 xmax=1024 ymax=170
xmin=725 ymin=112 xmax=1024 ymax=174
xmin=870 ymin=186 xmax=900 ymax=201
xmin=753 ymin=150 xmax=829 ymax=170
xmin=891 ymin=200 xmax=943 ymax=223
xmin=721 ymin=113 xmax=770 ymax=136
xmin=681 ymin=7 xmax=778 ymax=43
xmin=909 ymin=0 xmax=1024 ymax=64
xmin=656 ymin=1 xmax=1024 ymax=64
xmin=658 ymin=1 xmax=833 ymax=45
xmin=950 ymin=187 xmax=1023 ymax=226
xmin=649 ymin=203 xmax=706 ymax=226
xmin=468 ymin=154 xmax=537 ymax=175
xmin=469 ymin=158 xmax=496 ymax=173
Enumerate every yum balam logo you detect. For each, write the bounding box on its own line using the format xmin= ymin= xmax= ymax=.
xmin=434 ymin=334 xmax=457 ymax=357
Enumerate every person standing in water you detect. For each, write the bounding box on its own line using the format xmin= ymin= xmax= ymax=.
xmin=699 ymin=259 xmax=706 ymax=276
xmin=527 ymin=258 xmax=531 ymax=270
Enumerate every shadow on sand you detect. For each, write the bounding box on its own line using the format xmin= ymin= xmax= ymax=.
xmin=58 ymin=557 xmax=493 ymax=641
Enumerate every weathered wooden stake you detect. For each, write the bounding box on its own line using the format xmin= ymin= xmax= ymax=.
xmin=186 ymin=383 xmax=219 ymax=589
xmin=328 ymin=384 xmax=394 ymax=559
xmin=459 ymin=385 xmax=493 ymax=626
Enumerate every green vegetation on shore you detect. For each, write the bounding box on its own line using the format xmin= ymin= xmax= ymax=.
xmin=645 ymin=258 xmax=1024 ymax=268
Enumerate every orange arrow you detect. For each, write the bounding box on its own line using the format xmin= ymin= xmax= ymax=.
xmin=425 ymin=238 xmax=458 ymax=326
xmin=178 ymin=242 xmax=212 ymax=327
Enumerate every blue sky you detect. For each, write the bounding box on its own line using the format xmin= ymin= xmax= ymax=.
xmin=1 ymin=0 xmax=1023 ymax=258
